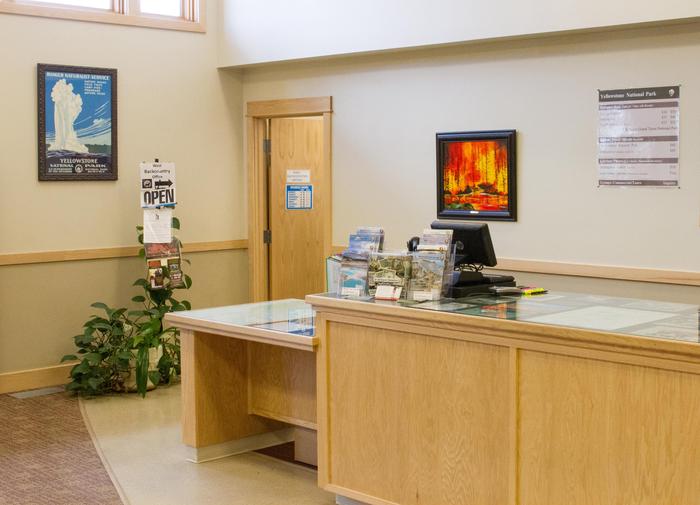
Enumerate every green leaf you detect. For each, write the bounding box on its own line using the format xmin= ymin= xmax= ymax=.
xmin=61 ymin=354 xmax=78 ymax=363
xmin=118 ymin=351 xmax=132 ymax=361
xmin=66 ymin=381 xmax=81 ymax=391
xmin=86 ymin=317 xmax=109 ymax=327
xmin=182 ymin=300 xmax=192 ymax=310
xmin=91 ymin=302 xmax=109 ymax=311
xmin=172 ymin=216 xmax=180 ymax=229
xmin=138 ymin=248 xmax=145 ymax=258
xmin=133 ymin=278 xmax=149 ymax=287
xmin=138 ymin=234 xmax=144 ymax=245
xmin=136 ymin=347 xmax=149 ymax=397
xmin=148 ymin=370 xmax=162 ymax=386
xmin=184 ymin=275 xmax=192 ymax=289
xmin=72 ymin=361 xmax=90 ymax=375
xmin=84 ymin=352 xmax=102 ymax=366
xmin=75 ymin=333 xmax=94 ymax=346
xmin=92 ymin=322 xmax=112 ymax=331
xmin=87 ymin=377 xmax=103 ymax=390
xmin=131 ymin=295 xmax=146 ymax=303
xmin=136 ymin=225 xmax=144 ymax=231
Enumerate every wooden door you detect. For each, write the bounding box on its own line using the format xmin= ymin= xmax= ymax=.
xmin=269 ymin=117 xmax=328 ymax=300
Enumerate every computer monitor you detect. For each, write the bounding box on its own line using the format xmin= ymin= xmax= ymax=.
xmin=430 ymin=220 xmax=497 ymax=268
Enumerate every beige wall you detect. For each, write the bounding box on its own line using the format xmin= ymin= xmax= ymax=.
xmin=0 ymin=3 xmax=245 ymax=252
xmin=219 ymin=0 xmax=700 ymax=66
xmin=0 ymin=2 xmax=248 ymax=374
xmin=240 ymin=23 xmax=700 ymax=277
xmin=0 ymin=251 xmax=249 ymax=374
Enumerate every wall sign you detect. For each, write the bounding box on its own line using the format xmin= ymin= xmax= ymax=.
xmin=286 ymin=184 xmax=313 ymax=210
xmin=38 ymin=63 xmax=118 ymax=181
xmin=598 ymin=86 xmax=680 ymax=187
xmin=286 ymin=169 xmax=311 ymax=183
xmin=140 ymin=162 xmax=176 ymax=208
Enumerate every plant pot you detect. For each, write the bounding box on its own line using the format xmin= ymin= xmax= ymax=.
xmin=123 ymin=346 xmax=163 ymax=393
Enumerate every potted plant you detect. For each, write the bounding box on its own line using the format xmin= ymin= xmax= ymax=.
xmin=62 ymin=218 xmax=192 ymax=397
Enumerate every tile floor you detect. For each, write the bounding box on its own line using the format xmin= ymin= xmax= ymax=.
xmin=81 ymin=385 xmax=336 ymax=505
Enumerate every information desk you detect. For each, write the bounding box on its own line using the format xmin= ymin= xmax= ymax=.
xmin=307 ymin=292 xmax=700 ymax=505
xmin=164 ymin=299 xmax=317 ymax=463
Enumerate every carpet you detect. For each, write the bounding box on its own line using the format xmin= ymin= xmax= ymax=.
xmin=0 ymin=390 xmax=124 ymax=505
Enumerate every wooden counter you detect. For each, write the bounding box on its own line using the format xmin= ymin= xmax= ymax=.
xmin=165 ymin=300 xmax=317 ymax=463
xmin=307 ymin=294 xmax=700 ymax=505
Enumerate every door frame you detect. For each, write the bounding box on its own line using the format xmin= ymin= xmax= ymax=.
xmin=246 ymin=97 xmax=333 ymax=302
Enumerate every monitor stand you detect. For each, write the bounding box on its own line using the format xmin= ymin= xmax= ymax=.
xmin=448 ymin=271 xmax=516 ymax=297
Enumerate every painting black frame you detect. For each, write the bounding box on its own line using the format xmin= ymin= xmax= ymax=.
xmin=38 ymin=63 xmax=118 ymax=181
xmin=436 ymin=129 xmax=516 ymax=221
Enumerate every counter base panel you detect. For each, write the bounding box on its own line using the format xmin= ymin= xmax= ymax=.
xmin=315 ymin=307 xmax=700 ymax=505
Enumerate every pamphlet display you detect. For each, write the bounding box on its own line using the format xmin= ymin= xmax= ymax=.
xmin=339 ymin=226 xmax=384 ymax=297
xmin=338 ymin=260 xmax=369 ymax=297
xmin=325 ymin=256 xmax=341 ymax=294
xmin=367 ymin=252 xmax=412 ymax=299
xmin=409 ymin=252 xmax=448 ymax=301
xmin=409 ymin=228 xmax=454 ymax=301
xmin=145 ymin=239 xmax=184 ymax=290
xmin=597 ymin=86 xmax=680 ymax=187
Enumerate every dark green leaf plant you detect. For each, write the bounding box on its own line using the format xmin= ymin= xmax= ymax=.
xmin=62 ymin=217 xmax=192 ymax=397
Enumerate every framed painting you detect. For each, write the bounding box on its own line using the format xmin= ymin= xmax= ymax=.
xmin=38 ymin=63 xmax=117 ymax=181
xmin=436 ymin=130 xmax=516 ymax=221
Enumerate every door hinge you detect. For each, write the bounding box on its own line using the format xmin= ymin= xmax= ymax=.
xmin=263 ymin=139 xmax=271 ymax=154
xmin=263 ymin=229 xmax=272 ymax=244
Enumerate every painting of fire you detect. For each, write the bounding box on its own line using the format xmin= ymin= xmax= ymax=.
xmin=436 ymin=130 xmax=516 ymax=221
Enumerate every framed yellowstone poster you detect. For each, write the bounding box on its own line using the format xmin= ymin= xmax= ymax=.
xmin=436 ymin=130 xmax=516 ymax=221
xmin=38 ymin=64 xmax=117 ymax=181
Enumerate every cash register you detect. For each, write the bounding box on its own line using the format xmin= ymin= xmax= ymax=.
xmin=408 ymin=221 xmax=516 ymax=296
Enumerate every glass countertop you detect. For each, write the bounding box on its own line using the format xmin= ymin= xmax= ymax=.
xmin=315 ymin=292 xmax=699 ymax=344
xmin=176 ymin=299 xmax=314 ymax=336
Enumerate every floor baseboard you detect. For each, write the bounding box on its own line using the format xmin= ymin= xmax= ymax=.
xmin=0 ymin=362 xmax=75 ymax=395
xmin=184 ymin=428 xmax=296 ymax=463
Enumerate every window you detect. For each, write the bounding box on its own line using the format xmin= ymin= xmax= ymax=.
xmin=0 ymin=0 xmax=204 ymax=32
xmin=36 ymin=0 xmax=111 ymax=8
xmin=139 ymin=0 xmax=181 ymax=17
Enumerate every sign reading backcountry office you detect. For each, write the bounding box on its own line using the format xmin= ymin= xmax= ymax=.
xmin=140 ymin=162 xmax=176 ymax=208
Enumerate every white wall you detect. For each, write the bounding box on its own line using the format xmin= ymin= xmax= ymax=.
xmin=240 ymin=23 xmax=700 ymax=272
xmin=219 ymin=0 xmax=700 ymax=67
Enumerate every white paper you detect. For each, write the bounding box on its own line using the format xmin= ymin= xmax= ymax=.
xmin=286 ymin=169 xmax=310 ymax=183
xmin=524 ymin=305 xmax=674 ymax=331
xmin=140 ymin=162 xmax=177 ymax=208
xmin=598 ymin=86 xmax=680 ymax=187
xmin=375 ymin=285 xmax=402 ymax=300
xmin=143 ymin=208 xmax=173 ymax=244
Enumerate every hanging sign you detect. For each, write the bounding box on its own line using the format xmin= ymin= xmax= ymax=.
xmin=286 ymin=184 xmax=313 ymax=210
xmin=597 ymin=86 xmax=680 ymax=187
xmin=140 ymin=162 xmax=176 ymax=208
xmin=143 ymin=208 xmax=173 ymax=244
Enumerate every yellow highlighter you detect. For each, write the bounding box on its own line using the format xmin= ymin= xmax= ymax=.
xmin=518 ymin=286 xmax=548 ymax=296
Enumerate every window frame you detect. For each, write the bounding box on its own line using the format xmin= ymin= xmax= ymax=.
xmin=0 ymin=0 xmax=205 ymax=33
